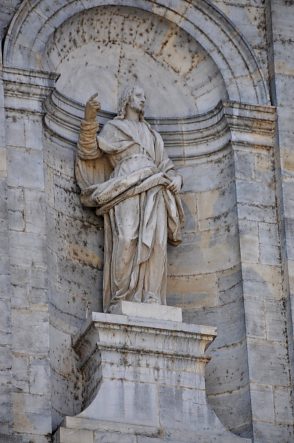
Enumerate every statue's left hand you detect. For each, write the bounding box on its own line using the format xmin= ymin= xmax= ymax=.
xmin=167 ymin=175 xmax=182 ymax=194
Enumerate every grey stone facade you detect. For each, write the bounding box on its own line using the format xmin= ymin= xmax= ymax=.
xmin=0 ymin=1 xmax=293 ymax=442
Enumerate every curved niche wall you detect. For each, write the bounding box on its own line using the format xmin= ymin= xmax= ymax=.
xmin=45 ymin=6 xmax=228 ymax=117
xmin=42 ymin=5 xmax=250 ymax=438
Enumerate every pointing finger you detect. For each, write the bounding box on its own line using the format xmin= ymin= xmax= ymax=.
xmin=89 ymin=92 xmax=99 ymax=101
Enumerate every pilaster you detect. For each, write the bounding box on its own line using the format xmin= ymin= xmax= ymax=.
xmin=3 ymin=67 xmax=57 ymax=442
xmin=0 ymin=53 xmax=13 ymax=436
xmin=225 ymin=101 xmax=294 ymax=441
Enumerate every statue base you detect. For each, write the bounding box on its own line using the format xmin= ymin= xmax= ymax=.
xmin=54 ymin=302 xmax=251 ymax=443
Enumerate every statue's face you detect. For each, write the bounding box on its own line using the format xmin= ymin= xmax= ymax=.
xmin=128 ymin=86 xmax=146 ymax=113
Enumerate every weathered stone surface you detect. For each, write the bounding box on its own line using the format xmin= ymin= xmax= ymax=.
xmin=94 ymin=432 xmax=135 ymax=443
xmin=250 ymin=384 xmax=275 ymax=423
xmin=0 ymin=435 xmax=21 ymax=443
xmin=7 ymin=147 xmax=45 ymax=189
xmin=248 ymin=338 xmax=290 ymax=387
xmin=12 ymin=392 xmax=51 ymax=435
xmin=0 ymin=148 xmax=7 ymax=177
xmin=112 ymin=301 xmax=182 ymax=322
xmin=273 ymin=386 xmax=294 ymax=425
xmin=11 ymin=309 xmax=49 ymax=354
xmin=55 ymin=428 xmax=94 ymax=443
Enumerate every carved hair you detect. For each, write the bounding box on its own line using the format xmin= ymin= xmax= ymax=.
xmin=117 ymin=84 xmax=145 ymax=121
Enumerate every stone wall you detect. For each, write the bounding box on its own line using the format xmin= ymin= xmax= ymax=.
xmin=2 ymin=69 xmax=56 ymax=443
xmin=0 ymin=1 xmax=293 ymax=442
xmin=230 ymin=104 xmax=292 ymax=441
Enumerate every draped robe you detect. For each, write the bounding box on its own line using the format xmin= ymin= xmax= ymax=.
xmin=76 ymin=117 xmax=184 ymax=312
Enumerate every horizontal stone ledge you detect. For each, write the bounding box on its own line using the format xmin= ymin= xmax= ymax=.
xmin=62 ymin=416 xmax=160 ymax=436
xmin=44 ymin=91 xmax=231 ymax=154
xmin=95 ymin=342 xmax=211 ymax=362
xmin=2 ymin=66 xmax=59 ymax=85
xmin=43 ymin=89 xmax=276 ymax=157
xmin=73 ymin=308 xmax=217 ymax=370
xmin=73 ymin=310 xmax=217 ymax=346
xmin=2 ymin=67 xmax=59 ymax=112
xmin=46 ymin=89 xmax=276 ymax=128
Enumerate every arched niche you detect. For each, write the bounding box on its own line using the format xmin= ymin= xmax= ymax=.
xmin=4 ymin=0 xmax=269 ymax=105
xmin=45 ymin=5 xmax=228 ymax=117
xmin=3 ymin=1 xmax=261 ymax=438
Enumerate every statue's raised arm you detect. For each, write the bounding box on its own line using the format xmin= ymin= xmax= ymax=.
xmin=77 ymin=93 xmax=102 ymax=160
xmin=75 ymin=93 xmax=111 ymax=197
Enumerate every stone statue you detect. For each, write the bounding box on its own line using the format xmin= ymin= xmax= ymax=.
xmin=75 ymin=85 xmax=184 ymax=312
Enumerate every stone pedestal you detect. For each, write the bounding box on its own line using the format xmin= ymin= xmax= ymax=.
xmin=55 ymin=303 xmax=250 ymax=443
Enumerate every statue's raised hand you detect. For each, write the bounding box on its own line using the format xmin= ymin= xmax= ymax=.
xmin=84 ymin=93 xmax=101 ymax=122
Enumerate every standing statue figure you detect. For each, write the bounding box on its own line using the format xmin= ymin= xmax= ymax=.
xmin=76 ymin=85 xmax=184 ymax=312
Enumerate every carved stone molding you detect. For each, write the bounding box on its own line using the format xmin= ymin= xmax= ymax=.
xmin=224 ymin=102 xmax=276 ymax=150
xmin=1 ymin=66 xmax=275 ymax=160
xmin=2 ymin=66 xmax=58 ymax=113
xmin=44 ymin=88 xmax=231 ymax=160
xmin=43 ymin=87 xmax=276 ymax=161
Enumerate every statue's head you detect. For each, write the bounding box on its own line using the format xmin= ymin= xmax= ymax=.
xmin=117 ymin=84 xmax=145 ymax=121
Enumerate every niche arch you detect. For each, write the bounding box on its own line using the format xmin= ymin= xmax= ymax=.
xmin=4 ymin=0 xmax=269 ymax=106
